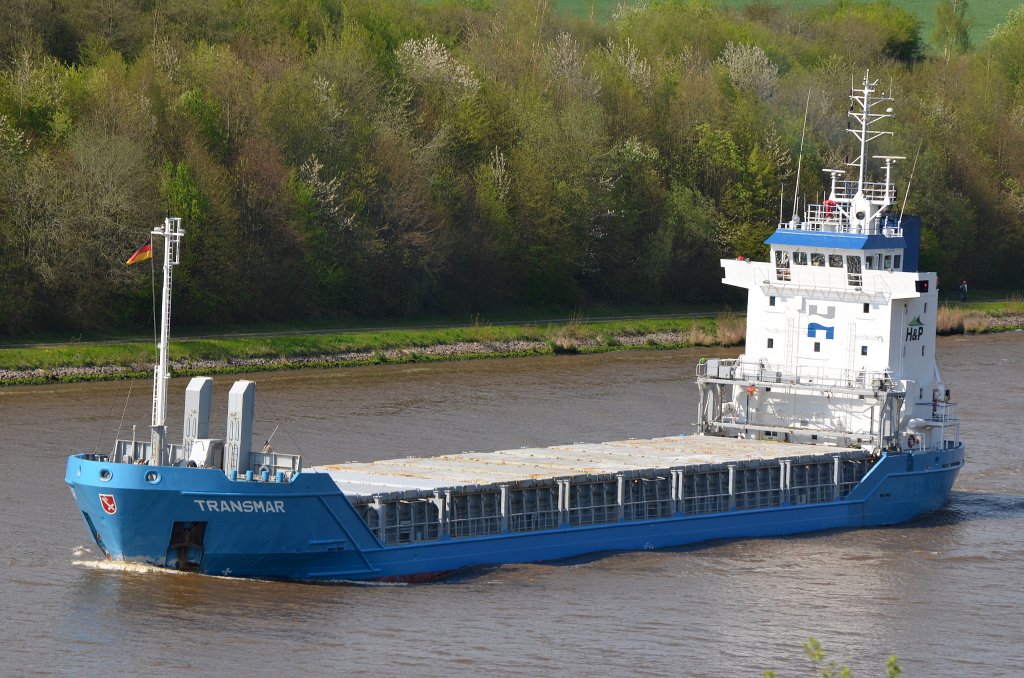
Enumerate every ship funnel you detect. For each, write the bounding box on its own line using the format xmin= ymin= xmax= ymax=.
xmin=183 ymin=377 xmax=213 ymax=455
xmin=225 ymin=380 xmax=256 ymax=474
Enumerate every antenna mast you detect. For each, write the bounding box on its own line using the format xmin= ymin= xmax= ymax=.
xmin=844 ymin=71 xmax=900 ymax=233
xmin=847 ymin=70 xmax=894 ymax=193
xmin=898 ymin=142 xmax=923 ymax=227
xmin=792 ymin=89 xmax=811 ymax=218
xmin=150 ymin=216 xmax=184 ymax=466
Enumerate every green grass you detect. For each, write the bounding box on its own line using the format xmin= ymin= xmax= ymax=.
xmin=554 ymin=0 xmax=1018 ymax=48
xmin=954 ymin=298 xmax=1024 ymax=317
xmin=2 ymin=300 xmax=1021 ymax=384
xmin=0 ymin=301 xmax=725 ymax=347
xmin=0 ymin=317 xmax=732 ymax=372
xmin=0 ymin=343 xmax=157 ymax=370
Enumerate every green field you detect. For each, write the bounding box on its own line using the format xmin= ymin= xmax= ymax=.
xmin=556 ymin=0 xmax=1020 ymax=48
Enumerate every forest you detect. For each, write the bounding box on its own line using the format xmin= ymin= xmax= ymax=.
xmin=0 ymin=0 xmax=1022 ymax=335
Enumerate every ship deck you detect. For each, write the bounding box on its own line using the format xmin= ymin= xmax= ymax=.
xmin=313 ymin=436 xmax=862 ymax=496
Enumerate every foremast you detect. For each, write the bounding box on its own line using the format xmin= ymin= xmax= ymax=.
xmin=150 ymin=217 xmax=184 ymax=466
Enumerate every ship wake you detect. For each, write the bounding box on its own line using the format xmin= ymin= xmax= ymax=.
xmin=72 ymin=558 xmax=186 ymax=576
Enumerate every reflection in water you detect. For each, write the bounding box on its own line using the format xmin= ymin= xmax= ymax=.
xmin=3 ymin=335 xmax=1024 ymax=675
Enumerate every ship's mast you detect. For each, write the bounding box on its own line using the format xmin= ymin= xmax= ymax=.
xmin=848 ymin=70 xmax=894 ymax=190
xmin=826 ymin=71 xmax=901 ymax=233
xmin=150 ymin=216 xmax=184 ymax=466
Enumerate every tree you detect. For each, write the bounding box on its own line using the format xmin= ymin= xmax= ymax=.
xmin=987 ymin=6 xmax=1024 ymax=87
xmin=0 ymin=0 xmax=1021 ymax=333
xmin=717 ymin=42 xmax=779 ymax=100
xmin=932 ymin=0 xmax=972 ymax=61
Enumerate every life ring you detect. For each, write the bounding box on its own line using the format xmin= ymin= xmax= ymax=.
xmin=824 ymin=199 xmax=837 ymax=216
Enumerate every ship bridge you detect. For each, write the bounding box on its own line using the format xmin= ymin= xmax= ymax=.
xmin=704 ymin=72 xmax=957 ymax=457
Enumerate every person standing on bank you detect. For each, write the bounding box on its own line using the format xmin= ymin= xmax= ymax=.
xmin=959 ymin=280 xmax=968 ymax=302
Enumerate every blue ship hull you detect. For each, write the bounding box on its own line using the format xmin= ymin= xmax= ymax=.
xmin=65 ymin=444 xmax=963 ymax=581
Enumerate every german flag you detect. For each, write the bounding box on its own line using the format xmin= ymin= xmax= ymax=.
xmin=126 ymin=242 xmax=153 ymax=266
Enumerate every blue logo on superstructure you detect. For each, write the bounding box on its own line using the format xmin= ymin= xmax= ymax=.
xmin=807 ymin=323 xmax=835 ymax=340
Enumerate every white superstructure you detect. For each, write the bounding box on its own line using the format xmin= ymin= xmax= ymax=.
xmin=697 ymin=72 xmax=959 ymax=456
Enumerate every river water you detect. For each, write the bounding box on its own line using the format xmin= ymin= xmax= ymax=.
xmin=2 ymin=334 xmax=1022 ymax=676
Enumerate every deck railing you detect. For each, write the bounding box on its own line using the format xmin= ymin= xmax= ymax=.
xmin=350 ymin=452 xmax=877 ymax=545
xmin=697 ymin=358 xmax=896 ymax=392
xmin=776 ymin=198 xmax=904 ymax=237
xmin=761 ymin=261 xmax=892 ymax=296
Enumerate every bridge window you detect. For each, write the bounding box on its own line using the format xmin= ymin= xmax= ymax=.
xmin=828 ymin=255 xmax=843 ymax=268
xmin=864 ymin=256 xmax=875 ymax=270
xmin=884 ymin=254 xmax=892 ymax=269
xmin=769 ymin=296 xmax=776 ymax=306
xmin=767 ymin=338 xmax=774 ymax=348
xmin=814 ymin=342 xmax=821 ymax=352
xmin=894 ymin=254 xmax=902 ymax=269
xmin=863 ymin=303 xmax=870 ymax=313
xmin=846 ymin=255 xmax=862 ymax=287
xmin=861 ymin=346 xmax=868 ymax=356
xmin=774 ymin=251 xmax=791 ymax=281
xmin=793 ymin=251 xmax=808 ymax=265
xmin=811 ymin=253 xmax=825 ymax=267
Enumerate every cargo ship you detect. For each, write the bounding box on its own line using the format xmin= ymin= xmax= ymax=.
xmin=65 ymin=72 xmax=963 ymax=581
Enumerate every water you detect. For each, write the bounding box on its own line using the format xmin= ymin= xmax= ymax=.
xmin=2 ymin=334 xmax=1023 ymax=676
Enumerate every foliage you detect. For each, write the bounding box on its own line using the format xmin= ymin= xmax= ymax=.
xmin=762 ymin=637 xmax=902 ymax=677
xmin=0 ymin=0 xmax=1023 ymax=336
xmin=717 ymin=42 xmax=779 ymax=99
xmin=986 ymin=6 xmax=1024 ymax=88
xmin=932 ymin=0 xmax=972 ymax=60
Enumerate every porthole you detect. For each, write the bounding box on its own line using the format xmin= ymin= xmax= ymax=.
xmin=145 ymin=471 xmax=161 ymax=484
xmin=99 ymin=469 xmax=112 ymax=482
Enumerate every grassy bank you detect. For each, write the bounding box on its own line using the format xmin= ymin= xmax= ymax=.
xmin=2 ymin=301 xmax=1021 ymax=386
xmin=0 ymin=315 xmax=746 ymax=386
xmin=936 ymin=299 xmax=1024 ymax=334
